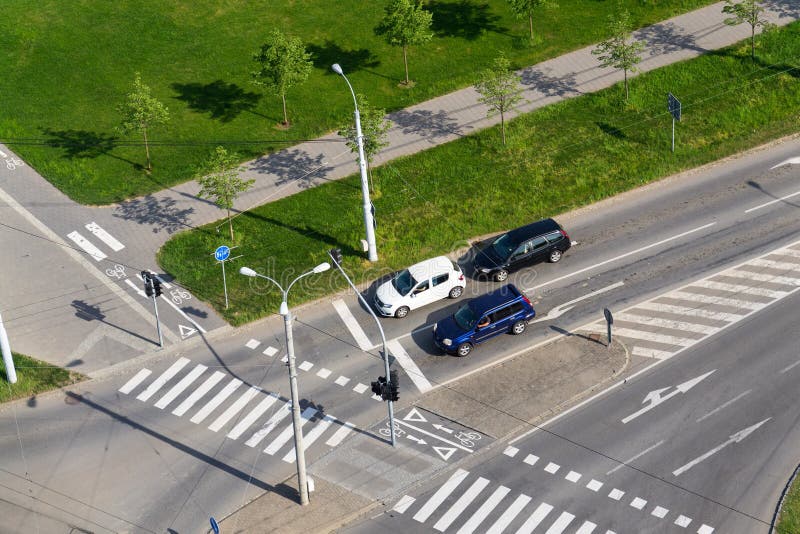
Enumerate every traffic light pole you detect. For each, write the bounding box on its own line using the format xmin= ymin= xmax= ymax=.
xmin=141 ymin=271 xmax=164 ymax=347
xmin=328 ymin=250 xmax=396 ymax=447
xmin=151 ymin=293 xmax=163 ymax=348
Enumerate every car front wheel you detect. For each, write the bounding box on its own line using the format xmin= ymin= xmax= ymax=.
xmin=511 ymin=320 xmax=527 ymax=335
xmin=549 ymin=249 xmax=562 ymax=263
xmin=456 ymin=342 xmax=473 ymax=357
xmin=395 ymin=306 xmax=410 ymax=319
xmin=494 ymin=269 xmax=509 ymax=282
xmin=449 ymin=286 xmax=464 ymax=299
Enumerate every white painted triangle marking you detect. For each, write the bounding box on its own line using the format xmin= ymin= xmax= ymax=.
xmin=404 ymin=407 xmax=427 ymax=422
xmin=179 ymin=324 xmax=197 ymax=339
xmin=433 ymin=446 xmax=457 ymax=461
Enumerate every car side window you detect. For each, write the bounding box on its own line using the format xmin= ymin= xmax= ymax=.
xmin=432 ymin=273 xmax=449 ymax=287
xmin=530 ymin=236 xmax=548 ymax=251
xmin=414 ymin=280 xmax=430 ymax=293
xmin=491 ymin=302 xmax=523 ymax=322
xmin=544 ymin=231 xmax=563 ymax=243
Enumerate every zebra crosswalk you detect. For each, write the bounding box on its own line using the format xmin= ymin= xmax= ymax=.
xmin=584 ymin=241 xmax=800 ymax=360
xmin=66 ymin=221 xmax=125 ymax=261
xmin=118 ymin=357 xmax=356 ymax=461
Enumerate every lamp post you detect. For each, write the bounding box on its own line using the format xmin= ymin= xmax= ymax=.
xmin=239 ymin=261 xmax=331 ymax=506
xmin=331 ymin=63 xmax=378 ymax=262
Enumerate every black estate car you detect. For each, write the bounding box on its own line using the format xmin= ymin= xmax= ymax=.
xmin=473 ymin=218 xmax=571 ymax=282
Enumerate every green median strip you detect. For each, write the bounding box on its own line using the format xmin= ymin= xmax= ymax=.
xmin=777 ymin=471 xmax=800 ymax=533
xmin=158 ymin=22 xmax=800 ymax=326
xmin=0 ymin=353 xmax=85 ymax=404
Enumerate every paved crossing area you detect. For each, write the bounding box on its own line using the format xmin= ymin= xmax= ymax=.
xmin=118 ymin=357 xmax=356 ymax=463
xmin=584 ymin=240 xmax=800 ymax=360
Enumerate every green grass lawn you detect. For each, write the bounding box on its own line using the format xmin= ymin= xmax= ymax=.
xmin=158 ymin=23 xmax=800 ymax=325
xmin=777 ymin=473 xmax=800 ymax=533
xmin=0 ymin=0 xmax=716 ymax=204
xmin=0 ymin=352 xmax=84 ymax=403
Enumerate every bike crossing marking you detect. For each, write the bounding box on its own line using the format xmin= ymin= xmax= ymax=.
xmin=85 ymin=222 xmax=125 ymax=252
xmin=67 ymin=231 xmax=107 ymax=261
xmin=136 ymin=357 xmax=190 ymax=401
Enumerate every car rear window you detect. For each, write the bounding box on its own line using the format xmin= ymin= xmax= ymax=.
xmin=544 ymin=231 xmax=563 ymax=243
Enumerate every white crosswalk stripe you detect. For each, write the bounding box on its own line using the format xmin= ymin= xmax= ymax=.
xmin=208 ymin=386 xmax=262 ymax=432
xmin=264 ymin=407 xmax=317 ymax=455
xmin=154 ymin=364 xmax=207 ymax=409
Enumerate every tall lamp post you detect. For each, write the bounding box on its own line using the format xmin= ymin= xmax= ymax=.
xmin=239 ymin=261 xmax=331 ymax=506
xmin=331 ymin=63 xmax=378 ymax=262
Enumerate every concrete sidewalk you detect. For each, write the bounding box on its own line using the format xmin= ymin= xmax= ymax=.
xmin=219 ymin=331 xmax=636 ymax=533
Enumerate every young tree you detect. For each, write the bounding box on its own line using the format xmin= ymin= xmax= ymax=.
xmin=591 ymin=10 xmax=646 ymax=102
xmin=375 ymin=0 xmax=433 ymax=86
xmin=507 ymin=0 xmax=555 ymax=42
xmin=251 ymin=29 xmax=313 ymax=126
xmin=475 ymin=54 xmax=524 ymax=145
xmin=337 ymin=94 xmax=391 ymax=189
xmin=722 ymin=0 xmax=772 ymax=60
xmin=117 ymin=73 xmax=170 ymax=172
xmin=196 ymin=146 xmax=255 ymax=241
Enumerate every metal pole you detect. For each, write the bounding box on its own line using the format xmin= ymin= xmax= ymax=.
xmin=221 ymin=260 xmax=229 ymax=309
xmin=672 ymin=117 xmax=675 ymax=153
xmin=329 ymin=252 xmax=396 ymax=446
xmin=283 ymin=304 xmax=309 ymax=505
xmin=0 ymin=311 xmax=17 ymax=384
xmin=152 ymin=294 xmax=163 ymax=347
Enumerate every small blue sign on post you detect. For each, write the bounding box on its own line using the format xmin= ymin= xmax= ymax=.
xmin=667 ymin=92 xmax=681 ymax=122
xmin=210 ymin=517 xmax=220 ymax=534
xmin=214 ymin=245 xmax=231 ymax=262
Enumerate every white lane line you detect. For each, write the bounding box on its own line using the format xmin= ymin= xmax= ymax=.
xmin=283 ymin=414 xmax=336 ymax=462
xmin=159 ymin=293 xmax=207 ymax=333
xmin=393 ymin=495 xmax=416 ymax=514
xmin=516 ymin=502 xmax=554 ymax=534
xmin=172 ymin=371 xmax=226 ymax=416
xmin=396 ymin=419 xmax=473 ymax=452
xmin=154 ymin=364 xmax=207 ymax=409
xmin=66 ymin=231 xmax=107 ymax=261
xmin=85 ymin=222 xmax=124 ymax=251
xmin=325 ymin=421 xmax=355 ymax=446
xmin=209 ymin=389 xmax=263 ymax=433
xmin=264 ymin=407 xmax=316 ymax=455
xmin=532 ymin=281 xmax=624 ymax=322
xmin=544 ymin=511 xmax=575 ymax=533
xmin=332 ymin=299 xmax=373 ymax=350
xmin=696 ymin=390 xmax=751 ymax=422
xmin=227 ymin=392 xmax=280 ymax=440
xmin=136 ymin=357 xmax=190 ymax=401
xmin=124 ymin=278 xmax=147 ymax=298
xmin=387 ymin=339 xmax=432 ymax=393
xmin=575 ymin=521 xmax=598 ymax=534
xmin=413 ymin=469 xmax=469 ymax=523
xmin=245 ymin=401 xmax=291 ymax=447
xmin=190 ymin=379 xmax=242 ymax=424
xmin=780 ymin=360 xmax=800 ymax=374
xmin=433 ymin=476 xmax=489 ymax=532
xmin=744 ymin=190 xmax=800 ymax=213
xmin=524 ymin=222 xmax=717 ymax=291
xmin=486 ymin=494 xmax=531 ymax=534
xmin=456 ymin=485 xmax=510 ymax=534
xmin=607 ymin=440 xmax=664 ymax=475
xmin=148 ymin=269 xmax=172 ymax=289
xmin=119 ymin=369 xmax=152 ymax=394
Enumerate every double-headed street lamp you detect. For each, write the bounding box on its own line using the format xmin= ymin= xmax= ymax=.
xmin=331 ymin=63 xmax=378 ymax=262
xmin=239 ymin=261 xmax=331 ymax=506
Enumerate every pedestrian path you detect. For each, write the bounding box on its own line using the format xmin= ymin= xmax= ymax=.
xmin=583 ymin=239 xmax=800 ymax=360
xmin=117 ymin=356 xmax=357 ymax=463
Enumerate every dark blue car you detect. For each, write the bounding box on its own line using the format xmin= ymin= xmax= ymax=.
xmin=433 ymin=284 xmax=535 ymax=356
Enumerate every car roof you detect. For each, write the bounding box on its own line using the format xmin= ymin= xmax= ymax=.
xmin=505 ymin=218 xmax=561 ymax=246
xmin=407 ymin=256 xmax=455 ymax=280
xmin=469 ymin=284 xmax=523 ymax=312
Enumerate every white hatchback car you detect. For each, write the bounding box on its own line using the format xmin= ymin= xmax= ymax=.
xmin=374 ymin=256 xmax=466 ymax=318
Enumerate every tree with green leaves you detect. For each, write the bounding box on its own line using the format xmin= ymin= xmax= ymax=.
xmin=337 ymin=94 xmax=391 ymax=189
xmin=591 ymin=10 xmax=646 ymax=102
xmin=117 ymin=73 xmax=170 ymax=172
xmin=507 ymin=0 xmax=555 ymax=42
xmin=722 ymin=0 xmax=772 ymax=60
xmin=375 ymin=0 xmax=433 ymax=86
xmin=251 ymin=29 xmax=313 ymax=126
xmin=475 ymin=54 xmax=524 ymax=145
xmin=196 ymin=146 xmax=255 ymax=241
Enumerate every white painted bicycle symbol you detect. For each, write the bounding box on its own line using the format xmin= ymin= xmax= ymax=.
xmin=453 ymin=430 xmax=482 ymax=448
xmin=170 ymin=288 xmax=191 ymax=305
xmin=5 ymin=158 xmax=24 ymax=170
xmin=105 ymin=264 xmax=126 ymax=279
xmin=378 ymin=421 xmax=405 ymax=438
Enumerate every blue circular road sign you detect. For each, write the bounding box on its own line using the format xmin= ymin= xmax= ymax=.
xmin=214 ymin=245 xmax=231 ymax=262
xmin=210 ymin=517 xmax=220 ymax=534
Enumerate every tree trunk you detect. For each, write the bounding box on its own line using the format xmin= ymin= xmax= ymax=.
xmin=529 ymin=14 xmax=534 ymax=40
xmin=281 ymin=92 xmax=289 ymax=125
xmin=624 ymin=69 xmax=629 ymax=101
xmin=402 ymin=45 xmax=410 ymax=85
xmin=751 ymin=24 xmax=755 ymax=59
xmin=500 ymin=111 xmax=506 ymax=145
xmin=143 ymin=126 xmax=151 ymax=171
xmin=227 ymin=208 xmax=234 ymax=241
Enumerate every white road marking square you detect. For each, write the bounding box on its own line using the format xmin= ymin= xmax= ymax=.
xmin=524 ymin=454 xmax=539 ymax=466
xmin=630 ymin=497 xmax=647 ymax=510
xmin=565 ymin=470 xmax=581 ymax=483
xmin=119 ymin=369 xmax=151 ymax=394
xmin=503 ymin=446 xmax=519 ymax=457
xmin=608 ymin=489 xmax=625 ymax=500
xmin=353 ymin=383 xmax=368 ymax=394
xmin=263 ymin=346 xmax=278 ymax=356
xmin=697 ymin=525 xmax=714 ymax=534
xmin=316 ymin=368 xmax=332 ymax=379
xmin=544 ymin=462 xmax=560 ymax=474
xmin=586 ymin=479 xmax=603 ymax=492
xmin=335 ymin=376 xmax=350 ymax=386
xmin=651 ymin=506 xmax=668 ymax=518
xmin=245 ymin=339 xmax=261 ymax=350
xmin=393 ymin=495 xmax=415 ymax=514
xmin=298 ymin=361 xmax=314 ymax=371
xmin=371 ymin=394 xmax=382 ymax=401
xmin=674 ymin=515 xmax=692 ymax=528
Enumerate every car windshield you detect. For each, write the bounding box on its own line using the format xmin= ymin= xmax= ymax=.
xmin=453 ymin=304 xmax=477 ymax=330
xmin=491 ymin=233 xmax=517 ymax=259
xmin=391 ymin=269 xmax=418 ymax=296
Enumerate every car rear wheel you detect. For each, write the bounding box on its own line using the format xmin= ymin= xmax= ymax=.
xmin=456 ymin=342 xmax=473 ymax=357
xmin=449 ymin=286 xmax=464 ymax=299
xmin=395 ymin=306 xmax=410 ymax=319
xmin=511 ymin=320 xmax=527 ymax=335
xmin=494 ymin=269 xmax=509 ymax=282
xmin=549 ymin=249 xmax=562 ymax=263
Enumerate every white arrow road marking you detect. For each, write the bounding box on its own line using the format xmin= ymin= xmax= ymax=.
xmin=745 ymin=189 xmax=800 ymax=213
xmin=770 ymin=156 xmax=800 ymax=169
xmin=433 ymin=423 xmax=454 ymax=434
xmin=672 ymin=418 xmax=771 ymax=476
xmin=622 ymin=370 xmax=715 ymax=424
xmin=396 ymin=419 xmax=474 ymax=452
xmin=406 ymin=434 xmax=426 ymax=445
xmin=531 ymin=281 xmax=624 ymax=322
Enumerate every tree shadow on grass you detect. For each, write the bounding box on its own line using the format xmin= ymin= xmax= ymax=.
xmin=597 ymin=122 xmax=626 ymax=139
xmin=113 ymin=195 xmax=198 ymax=235
xmin=41 ymin=128 xmax=138 ymax=167
xmin=171 ymin=80 xmax=262 ymax=123
xmin=307 ymin=41 xmax=380 ymax=73
xmin=428 ymin=0 xmax=505 ymax=40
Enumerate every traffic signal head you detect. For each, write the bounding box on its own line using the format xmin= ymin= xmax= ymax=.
xmin=153 ymin=278 xmax=163 ymax=297
xmin=389 ymin=370 xmax=399 ymax=402
xmin=329 ymin=248 xmax=343 ymax=265
xmin=371 ymin=375 xmax=386 ymax=397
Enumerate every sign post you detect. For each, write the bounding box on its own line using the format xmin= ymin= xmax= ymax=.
xmin=667 ymin=92 xmax=682 ymax=153
xmin=213 ymin=245 xmax=241 ymax=309
xmin=0 ymin=312 xmax=17 ymax=384
xmin=603 ymin=307 xmax=614 ymax=348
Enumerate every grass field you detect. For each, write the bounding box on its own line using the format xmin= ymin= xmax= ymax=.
xmin=0 ymin=352 xmax=84 ymax=403
xmin=777 ymin=473 xmax=800 ymax=533
xmin=157 ymin=22 xmax=800 ymax=325
xmin=0 ymin=0 xmax=716 ymax=204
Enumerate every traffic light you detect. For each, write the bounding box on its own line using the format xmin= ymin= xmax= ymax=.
xmin=141 ymin=271 xmax=154 ymax=297
xmin=329 ymin=248 xmax=343 ymax=265
xmin=388 ymin=370 xmax=399 ymax=402
xmin=153 ymin=278 xmax=163 ymax=297
xmin=371 ymin=375 xmax=386 ymax=397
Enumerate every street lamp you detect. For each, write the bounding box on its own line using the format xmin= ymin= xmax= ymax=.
xmin=331 ymin=63 xmax=378 ymax=262
xmin=239 ymin=261 xmax=331 ymax=506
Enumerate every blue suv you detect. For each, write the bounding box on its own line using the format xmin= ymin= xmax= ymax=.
xmin=433 ymin=284 xmax=536 ymax=357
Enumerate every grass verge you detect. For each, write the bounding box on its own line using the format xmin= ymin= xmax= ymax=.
xmin=158 ymin=23 xmax=800 ymax=326
xmin=0 ymin=0 xmax=716 ymax=204
xmin=777 ymin=473 xmax=800 ymax=533
xmin=0 ymin=352 xmax=84 ymax=404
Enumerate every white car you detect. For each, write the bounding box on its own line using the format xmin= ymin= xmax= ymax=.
xmin=374 ymin=256 xmax=466 ymax=318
